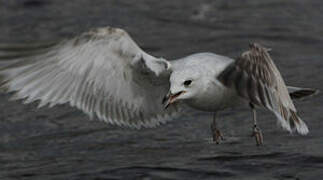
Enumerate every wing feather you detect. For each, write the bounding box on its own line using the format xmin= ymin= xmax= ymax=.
xmin=218 ymin=43 xmax=308 ymax=134
xmin=0 ymin=26 xmax=180 ymax=128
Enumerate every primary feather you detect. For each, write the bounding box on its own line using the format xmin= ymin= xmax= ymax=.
xmin=0 ymin=27 xmax=180 ymax=128
xmin=218 ymin=43 xmax=309 ymax=135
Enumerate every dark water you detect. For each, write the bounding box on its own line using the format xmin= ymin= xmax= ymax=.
xmin=1 ymin=0 xmax=323 ymax=179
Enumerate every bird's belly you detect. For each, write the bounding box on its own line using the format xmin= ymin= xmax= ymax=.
xmin=185 ymin=83 xmax=245 ymax=112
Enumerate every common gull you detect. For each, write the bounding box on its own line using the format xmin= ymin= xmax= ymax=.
xmin=0 ymin=27 xmax=317 ymax=145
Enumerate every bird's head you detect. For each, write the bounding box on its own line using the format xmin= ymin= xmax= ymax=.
xmin=163 ymin=68 xmax=202 ymax=109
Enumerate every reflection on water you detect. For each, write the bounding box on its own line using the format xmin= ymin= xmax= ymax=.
xmin=1 ymin=0 xmax=323 ymax=179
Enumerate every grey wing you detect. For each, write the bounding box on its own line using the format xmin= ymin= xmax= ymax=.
xmin=218 ymin=43 xmax=308 ymax=134
xmin=0 ymin=27 xmax=181 ymax=129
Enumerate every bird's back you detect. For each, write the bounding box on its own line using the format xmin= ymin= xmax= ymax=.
xmin=171 ymin=52 xmax=233 ymax=73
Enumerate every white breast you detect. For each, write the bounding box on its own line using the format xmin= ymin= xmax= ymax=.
xmin=185 ymin=80 xmax=244 ymax=111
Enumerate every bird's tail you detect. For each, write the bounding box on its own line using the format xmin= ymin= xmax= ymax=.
xmin=287 ymin=86 xmax=318 ymax=99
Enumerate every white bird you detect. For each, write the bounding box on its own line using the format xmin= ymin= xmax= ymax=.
xmin=0 ymin=27 xmax=317 ymax=145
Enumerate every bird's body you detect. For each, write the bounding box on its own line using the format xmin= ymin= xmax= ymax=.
xmin=0 ymin=26 xmax=317 ymax=145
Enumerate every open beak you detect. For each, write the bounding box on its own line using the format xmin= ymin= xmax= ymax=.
xmin=163 ymin=91 xmax=186 ymax=109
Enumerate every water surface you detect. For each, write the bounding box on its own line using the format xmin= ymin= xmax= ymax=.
xmin=0 ymin=0 xmax=323 ymax=179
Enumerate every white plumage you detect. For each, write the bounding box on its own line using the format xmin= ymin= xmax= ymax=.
xmin=0 ymin=27 xmax=179 ymax=129
xmin=0 ymin=26 xmax=316 ymax=139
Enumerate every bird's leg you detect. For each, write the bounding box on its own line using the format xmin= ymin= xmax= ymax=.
xmin=211 ymin=112 xmax=224 ymax=144
xmin=250 ymin=104 xmax=263 ymax=146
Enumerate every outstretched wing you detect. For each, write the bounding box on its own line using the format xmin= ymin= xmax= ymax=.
xmin=218 ymin=43 xmax=308 ymax=134
xmin=0 ymin=27 xmax=181 ymax=128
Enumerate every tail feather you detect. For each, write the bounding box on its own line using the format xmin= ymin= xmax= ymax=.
xmin=287 ymin=86 xmax=318 ymax=99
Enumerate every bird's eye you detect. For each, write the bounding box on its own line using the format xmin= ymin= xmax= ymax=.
xmin=183 ymin=80 xmax=192 ymax=86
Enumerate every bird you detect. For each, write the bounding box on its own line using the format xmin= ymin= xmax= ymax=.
xmin=0 ymin=26 xmax=317 ymax=145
